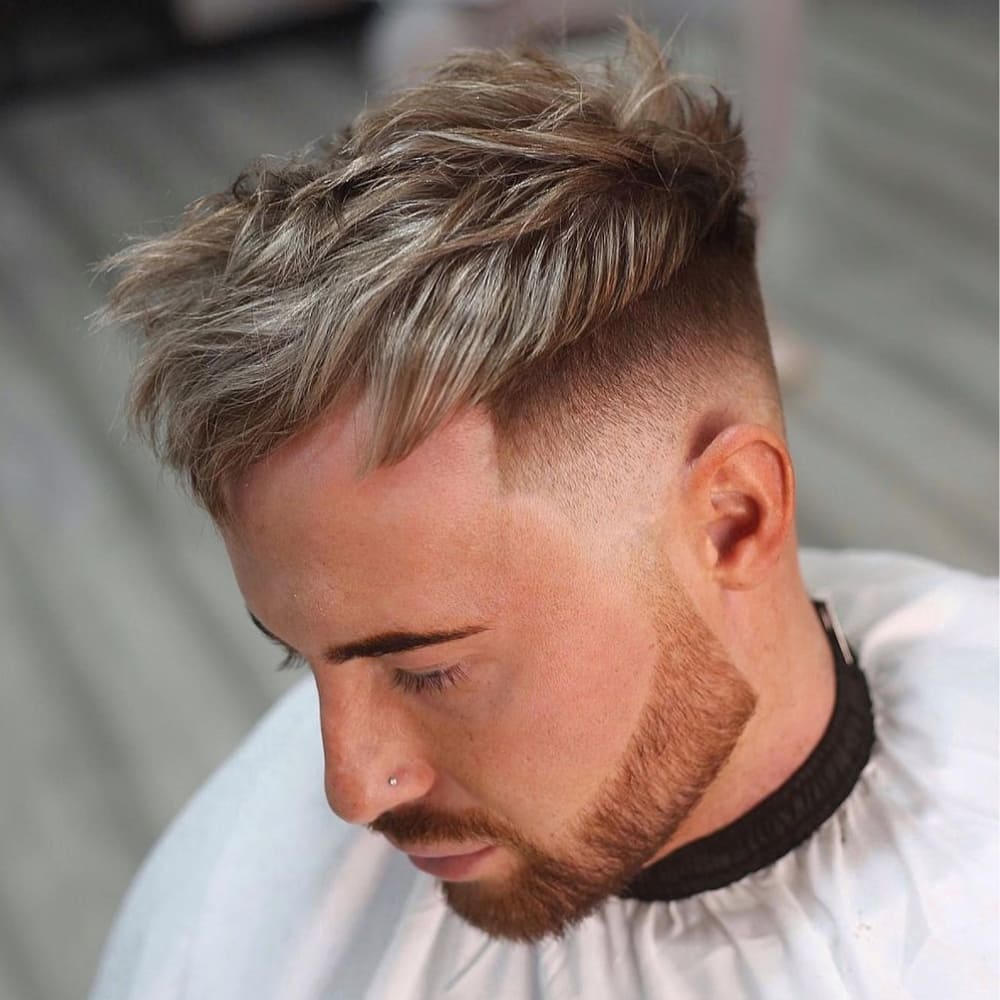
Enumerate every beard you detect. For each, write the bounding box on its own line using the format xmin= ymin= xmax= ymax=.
xmin=370 ymin=581 xmax=756 ymax=943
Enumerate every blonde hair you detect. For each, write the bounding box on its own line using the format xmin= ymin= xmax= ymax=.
xmin=100 ymin=25 xmax=771 ymax=518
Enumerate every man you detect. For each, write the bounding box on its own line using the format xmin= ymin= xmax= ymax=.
xmin=91 ymin=27 xmax=997 ymax=999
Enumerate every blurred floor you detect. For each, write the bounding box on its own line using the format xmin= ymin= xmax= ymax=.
xmin=0 ymin=2 xmax=996 ymax=998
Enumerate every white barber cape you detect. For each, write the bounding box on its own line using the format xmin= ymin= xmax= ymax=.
xmin=90 ymin=550 xmax=998 ymax=999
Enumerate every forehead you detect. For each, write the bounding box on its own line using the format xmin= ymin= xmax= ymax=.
xmin=221 ymin=400 xmax=516 ymax=628
xmin=219 ymin=396 xmax=659 ymax=648
xmin=228 ymin=399 xmax=501 ymax=535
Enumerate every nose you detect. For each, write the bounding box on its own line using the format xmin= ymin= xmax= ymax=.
xmin=318 ymin=678 xmax=435 ymax=825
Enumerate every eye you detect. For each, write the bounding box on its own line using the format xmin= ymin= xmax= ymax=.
xmin=276 ymin=650 xmax=306 ymax=672
xmin=391 ymin=663 xmax=468 ymax=696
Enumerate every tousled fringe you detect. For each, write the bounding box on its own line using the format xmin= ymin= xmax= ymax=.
xmin=97 ymin=22 xmax=757 ymax=518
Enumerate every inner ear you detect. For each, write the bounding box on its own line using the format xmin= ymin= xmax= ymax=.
xmin=684 ymin=423 xmax=795 ymax=586
xmin=707 ymin=490 xmax=760 ymax=558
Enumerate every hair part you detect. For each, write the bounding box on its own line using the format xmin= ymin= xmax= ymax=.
xmin=98 ymin=23 xmax=773 ymax=520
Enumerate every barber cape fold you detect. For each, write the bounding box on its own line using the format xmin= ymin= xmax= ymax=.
xmin=90 ymin=550 xmax=999 ymax=1000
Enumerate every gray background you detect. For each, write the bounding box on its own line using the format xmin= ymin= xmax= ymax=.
xmin=0 ymin=2 xmax=996 ymax=997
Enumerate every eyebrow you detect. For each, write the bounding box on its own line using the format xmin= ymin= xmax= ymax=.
xmin=248 ymin=611 xmax=490 ymax=665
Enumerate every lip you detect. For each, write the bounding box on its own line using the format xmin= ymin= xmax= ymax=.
xmin=406 ymin=845 xmax=495 ymax=880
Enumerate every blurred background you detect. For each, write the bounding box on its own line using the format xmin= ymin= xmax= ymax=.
xmin=0 ymin=0 xmax=996 ymax=997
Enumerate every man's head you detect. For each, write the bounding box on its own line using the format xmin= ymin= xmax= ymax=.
xmin=103 ymin=28 xmax=809 ymax=942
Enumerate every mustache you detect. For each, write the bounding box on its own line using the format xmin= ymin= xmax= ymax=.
xmin=369 ymin=804 xmax=510 ymax=848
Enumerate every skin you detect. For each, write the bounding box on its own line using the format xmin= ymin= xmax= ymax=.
xmin=221 ymin=387 xmax=834 ymax=943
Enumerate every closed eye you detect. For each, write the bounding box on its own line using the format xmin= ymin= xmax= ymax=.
xmin=390 ymin=664 xmax=468 ymax=696
xmin=274 ymin=652 xmax=468 ymax=699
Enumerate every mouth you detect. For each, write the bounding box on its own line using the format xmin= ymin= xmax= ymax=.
xmin=385 ymin=837 xmax=496 ymax=881
xmin=407 ymin=845 xmax=495 ymax=880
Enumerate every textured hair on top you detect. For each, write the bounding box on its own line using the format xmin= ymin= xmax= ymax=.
xmin=100 ymin=24 xmax=772 ymax=519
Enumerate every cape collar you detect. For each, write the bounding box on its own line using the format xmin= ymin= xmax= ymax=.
xmin=617 ymin=600 xmax=875 ymax=903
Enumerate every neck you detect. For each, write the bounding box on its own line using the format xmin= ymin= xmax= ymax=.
xmin=646 ymin=556 xmax=836 ymax=865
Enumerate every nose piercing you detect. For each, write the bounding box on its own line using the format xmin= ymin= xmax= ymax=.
xmin=388 ymin=776 xmax=398 ymax=787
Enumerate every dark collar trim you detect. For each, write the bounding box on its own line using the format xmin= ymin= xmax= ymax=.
xmin=616 ymin=600 xmax=875 ymax=904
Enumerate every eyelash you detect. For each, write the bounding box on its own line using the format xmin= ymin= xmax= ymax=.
xmin=275 ymin=653 xmax=468 ymax=697
xmin=390 ymin=663 xmax=468 ymax=696
xmin=276 ymin=649 xmax=306 ymax=671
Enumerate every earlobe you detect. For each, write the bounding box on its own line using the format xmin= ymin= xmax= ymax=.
xmin=687 ymin=425 xmax=795 ymax=589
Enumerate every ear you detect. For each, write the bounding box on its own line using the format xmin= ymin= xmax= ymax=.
xmin=684 ymin=424 xmax=795 ymax=590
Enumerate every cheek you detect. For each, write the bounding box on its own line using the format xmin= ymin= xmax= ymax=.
xmin=540 ymin=621 xmax=655 ymax=785
xmin=448 ymin=494 xmax=660 ymax=828
xmin=461 ymin=575 xmax=658 ymax=832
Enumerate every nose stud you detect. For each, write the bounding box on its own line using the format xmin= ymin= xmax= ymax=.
xmin=388 ymin=776 xmax=398 ymax=787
